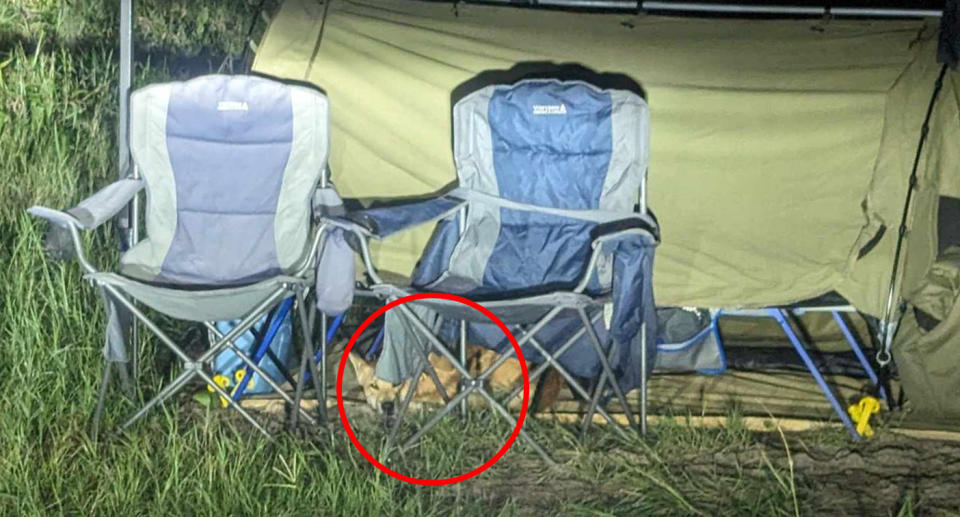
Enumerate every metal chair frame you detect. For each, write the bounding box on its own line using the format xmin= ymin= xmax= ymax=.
xmin=37 ymin=195 xmax=333 ymax=439
xmin=328 ymin=208 xmax=653 ymax=466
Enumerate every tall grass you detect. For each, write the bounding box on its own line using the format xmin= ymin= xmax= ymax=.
xmin=1 ymin=0 xmax=260 ymax=55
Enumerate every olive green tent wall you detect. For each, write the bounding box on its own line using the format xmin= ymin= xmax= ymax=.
xmin=252 ymin=0 xmax=960 ymax=420
xmin=254 ymin=0 xmax=958 ymax=316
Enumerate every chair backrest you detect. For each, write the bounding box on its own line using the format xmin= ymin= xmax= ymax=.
xmin=413 ymin=79 xmax=650 ymax=294
xmin=128 ymin=75 xmax=328 ymax=285
xmin=453 ymin=79 xmax=648 ymax=213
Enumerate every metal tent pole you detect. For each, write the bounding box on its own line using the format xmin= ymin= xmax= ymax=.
xmin=118 ymin=0 xmax=140 ymax=384
xmin=877 ymin=64 xmax=949 ymax=368
xmin=118 ymin=0 xmax=132 ymax=183
xmin=468 ymin=0 xmax=942 ymax=18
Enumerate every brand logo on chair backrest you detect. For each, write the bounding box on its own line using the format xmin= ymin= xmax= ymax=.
xmin=532 ymin=104 xmax=567 ymax=115
xmin=217 ymin=101 xmax=249 ymax=112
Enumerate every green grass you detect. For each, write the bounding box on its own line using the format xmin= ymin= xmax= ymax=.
xmin=1 ymin=0 xmax=260 ymax=55
xmin=0 ymin=1 xmax=951 ymax=516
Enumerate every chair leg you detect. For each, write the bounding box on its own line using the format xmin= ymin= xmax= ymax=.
xmin=91 ymin=361 xmax=113 ymax=439
xmin=769 ymin=309 xmax=861 ymax=441
xmin=204 ymin=319 xmax=316 ymax=426
xmin=296 ymin=290 xmax=327 ymax=426
xmin=196 ymin=369 xmax=271 ymax=438
xmin=517 ymin=331 xmax=629 ymax=439
xmin=117 ymin=367 xmax=196 ymax=435
xmin=131 ymin=318 xmax=139 ymax=386
xmin=577 ymin=308 xmax=640 ymax=433
xmin=292 ymin=339 xmax=312 ymax=429
xmin=320 ymin=311 xmax=328 ymax=425
xmin=476 ymin=388 xmax=556 ymax=468
xmin=640 ymin=319 xmax=648 ymax=437
xmin=388 ymin=303 xmax=565 ymax=465
xmin=307 ymin=355 xmax=326 ymax=425
xmin=394 ymin=303 xmax=467 ymax=400
xmin=398 ymin=385 xmax=473 ymax=453
xmin=581 ymin=373 xmax=604 ymax=442
xmin=459 ymin=320 xmax=468 ymax=418
xmin=104 ymin=283 xmax=287 ymax=436
xmin=384 ymin=359 xmax=426 ymax=462
xmin=501 ymin=329 xmax=584 ymax=405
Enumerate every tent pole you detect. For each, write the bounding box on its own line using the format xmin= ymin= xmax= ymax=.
xmin=471 ymin=0 xmax=942 ymax=18
xmin=118 ymin=0 xmax=132 ymax=183
xmin=878 ymin=64 xmax=949 ymax=369
xmin=118 ymin=0 xmax=139 ymax=383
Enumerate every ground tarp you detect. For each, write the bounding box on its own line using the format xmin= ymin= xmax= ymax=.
xmin=253 ymin=0 xmax=960 ymax=317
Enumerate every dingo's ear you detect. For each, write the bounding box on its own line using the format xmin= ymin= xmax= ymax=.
xmin=347 ymin=351 xmax=379 ymax=386
xmin=347 ymin=351 xmax=365 ymax=370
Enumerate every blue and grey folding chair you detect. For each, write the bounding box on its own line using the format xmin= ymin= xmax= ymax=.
xmin=28 ymin=74 xmax=337 ymax=437
xmin=330 ymin=79 xmax=659 ymax=464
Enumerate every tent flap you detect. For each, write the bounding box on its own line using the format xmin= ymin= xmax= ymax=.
xmin=893 ymin=248 xmax=960 ymax=422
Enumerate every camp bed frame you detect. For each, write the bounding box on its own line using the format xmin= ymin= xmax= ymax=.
xmin=715 ymin=302 xmax=887 ymax=440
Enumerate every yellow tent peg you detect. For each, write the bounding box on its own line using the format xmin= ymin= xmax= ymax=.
xmin=848 ymin=396 xmax=881 ymax=438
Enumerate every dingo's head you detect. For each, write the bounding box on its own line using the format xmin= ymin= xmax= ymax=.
xmin=347 ymin=352 xmax=404 ymax=414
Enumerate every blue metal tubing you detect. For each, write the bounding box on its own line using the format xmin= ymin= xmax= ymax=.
xmin=365 ymin=327 xmax=385 ymax=361
xmin=830 ymin=311 xmax=888 ymax=405
xmin=231 ymin=297 xmax=295 ymax=402
xmin=303 ymin=312 xmax=345 ymax=385
xmin=768 ymin=308 xmax=861 ymax=441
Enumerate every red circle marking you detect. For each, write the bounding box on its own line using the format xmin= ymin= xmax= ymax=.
xmin=336 ymin=292 xmax=529 ymax=486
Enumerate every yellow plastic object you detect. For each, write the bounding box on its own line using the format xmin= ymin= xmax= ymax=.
xmin=207 ymin=374 xmax=232 ymax=408
xmin=232 ymin=369 xmax=255 ymax=394
xmin=848 ymin=396 xmax=881 ymax=438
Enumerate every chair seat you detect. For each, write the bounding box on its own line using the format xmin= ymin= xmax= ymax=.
xmin=89 ymin=272 xmax=310 ymax=322
xmin=371 ymin=283 xmax=609 ymax=325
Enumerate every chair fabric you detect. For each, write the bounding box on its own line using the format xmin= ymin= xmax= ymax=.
xmin=122 ymin=74 xmax=329 ymax=286
xmin=360 ymin=79 xmax=659 ymax=392
xmin=416 ymin=79 xmax=648 ymax=295
xmin=87 ymin=272 xmax=310 ymax=322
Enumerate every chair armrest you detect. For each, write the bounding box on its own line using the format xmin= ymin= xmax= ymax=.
xmin=590 ymin=215 xmax=660 ymax=246
xmin=344 ymin=196 xmax=465 ymax=239
xmin=571 ymin=215 xmax=659 ymax=293
xmin=319 ymin=196 xmax=463 ymax=288
xmin=26 ymin=178 xmax=143 ymax=272
xmin=26 ymin=206 xmax=83 ymax=229
xmin=27 ymin=178 xmax=144 ymax=231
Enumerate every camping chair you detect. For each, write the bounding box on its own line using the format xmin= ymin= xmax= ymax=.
xmin=329 ymin=79 xmax=660 ymax=465
xmin=28 ymin=74 xmax=336 ymax=437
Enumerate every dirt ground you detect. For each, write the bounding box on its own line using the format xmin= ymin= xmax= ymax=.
xmin=699 ymin=433 xmax=960 ymax=516
xmin=235 ymin=343 xmax=959 ymax=516
xmin=455 ymin=431 xmax=960 ymax=516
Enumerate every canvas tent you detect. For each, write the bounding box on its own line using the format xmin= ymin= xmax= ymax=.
xmin=248 ymin=0 xmax=960 ymax=424
xmin=252 ymin=0 xmax=954 ymax=314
